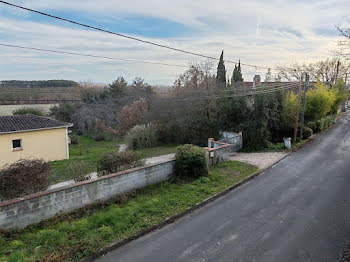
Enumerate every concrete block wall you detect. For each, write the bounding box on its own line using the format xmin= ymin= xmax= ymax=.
xmin=205 ymin=138 xmax=232 ymax=166
xmin=0 ymin=160 xmax=175 ymax=230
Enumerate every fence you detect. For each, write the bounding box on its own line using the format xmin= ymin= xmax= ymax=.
xmin=0 ymin=160 xmax=174 ymax=230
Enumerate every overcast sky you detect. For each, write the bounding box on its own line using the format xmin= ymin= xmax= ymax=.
xmin=0 ymin=0 xmax=349 ymax=85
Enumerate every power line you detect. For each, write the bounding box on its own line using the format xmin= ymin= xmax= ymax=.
xmin=166 ymin=85 xmax=297 ymax=101
xmin=158 ymin=82 xmax=298 ymax=94
xmin=0 ymin=1 xmax=277 ymax=71
xmin=0 ymin=43 xmax=188 ymax=68
xmin=0 ymin=82 xmax=298 ymax=95
xmin=0 ymin=83 xmax=298 ymax=104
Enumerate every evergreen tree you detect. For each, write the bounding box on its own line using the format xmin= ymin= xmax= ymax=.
xmin=216 ymin=51 xmax=226 ymax=88
xmin=108 ymin=76 xmax=127 ymax=98
xmin=231 ymin=60 xmax=244 ymax=84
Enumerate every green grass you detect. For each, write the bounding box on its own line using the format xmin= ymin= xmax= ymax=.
xmin=50 ymin=137 xmax=177 ymax=185
xmin=50 ymin=136 xmax=121 ymax=184
xmin=240 ymin=139 xmax=309 ymax=153
xmin=0 ymin=161 xmax=258 ymax=262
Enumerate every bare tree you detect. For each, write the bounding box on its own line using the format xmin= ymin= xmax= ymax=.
xmin=277 ymin=59 xmax=350 ymax=85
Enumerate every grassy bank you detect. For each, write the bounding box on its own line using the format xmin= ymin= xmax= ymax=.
xmin=0 ymin=161 xmax=258 ymax=262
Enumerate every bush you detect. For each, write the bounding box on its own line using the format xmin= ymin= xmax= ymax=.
xmin=67 ymin=161 xmax=91 ymax=183
xmin=49 ymin=103 xmax=76 ymax=123
xmin=70 ymin=135 xmax=79 ymax=145
xmin=125 ymin=123 xmax=158 ymax=150
xmin=97 ymin=151 xmax=143 ymax=175
xmin=117 ymin=98 xmax=148 ymax=134
xmin=302 ymin=127 xmax=313 ymax=139
xmin=316 ymin=115 xmax=336 ymax=132
xmin=93 ymin=134 xmax=106 ymax=141
xmin=306 ymin=121 xmax=317 ymax=132
xmin=12 ymin=107 xmax=43 ymax=116
xmin=305 ymin=81 xmax=336 ymax=121
xmin=175 ymin=144 xmax=208 ymax=179
xmin=324 ymin=115 xmax=336 ymax=127
xmin=0 ymin=159 xmax=50 ymax=200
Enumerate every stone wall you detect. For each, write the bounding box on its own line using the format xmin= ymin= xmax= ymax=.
xmin=0 ymin=160 xmax=174 ymax=230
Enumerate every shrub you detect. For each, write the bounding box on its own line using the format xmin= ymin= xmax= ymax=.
xmin=70 ymin=135 xmax=79 ymax=145
xmin=175 ymin=144 xmax=208 ymax=179
xmin=125 ymin=123 xmax=158 ymax=150
xmin=316 ymin=115 xmax=336 ymax=132
xmin=93 ymin=134 xmax=106 ymax=141
xmin=316 ymin=118 xmax=325 ymax=132
xmin=306 ymin=121 xmax=317 ymax=132
xmin=49 ymin=103 xmax=76 ymax=123
xmin=0 ymin=159 xmax=50 ymax=201
xmin=117 ymin=98 xmax=148 ymax=134
xmin=97 ymin=151 xmax=143 ymax=175
xmin=67 ymin=161 xmax=91 ymax=183
xmin=302 ymin=127 xmax=313 ymax=139
xmin=305 ymin=81 xmax=336 ymax=121
xmin=12 ymin=107 xmax=43 ymax=116
xmin=324 ymin=115 xmax=336 ymax=127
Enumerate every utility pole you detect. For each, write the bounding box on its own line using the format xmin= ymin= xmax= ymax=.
xmin=335 ymin=60 xmax=341 ymax=83
xmin=293 ymin=77 xmax=303 ymax=143
xmin=300 ymin=73 xmax=309 ymax=139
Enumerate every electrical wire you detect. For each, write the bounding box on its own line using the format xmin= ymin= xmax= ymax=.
xmin=0 ymin=82 xmax=299 ymax=95
xmin=0 ymin=43 xmax=188 ymax=68
xmin=0 ymin=1 xmax=277 ymax=71
xmin=0 ymin=83 xmax=299 ymax=104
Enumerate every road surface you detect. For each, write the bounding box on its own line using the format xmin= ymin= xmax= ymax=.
xmin=96 ymin=114 xmax=350 ymax=262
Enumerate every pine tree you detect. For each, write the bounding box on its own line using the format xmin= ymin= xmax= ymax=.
xmin=216 ymin=51 xmax=226 ymax=88
xmin=231 ymin=60 xmax=244 ymax=84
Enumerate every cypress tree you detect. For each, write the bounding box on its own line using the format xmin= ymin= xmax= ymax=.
xmin=216 ymin=51 xmax=226 ymax=88
xmin=231 ymin=60 xmax=244 ymax=84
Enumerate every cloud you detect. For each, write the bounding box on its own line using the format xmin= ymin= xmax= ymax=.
xmin=0 ymin=0 xmax=348 ymax=84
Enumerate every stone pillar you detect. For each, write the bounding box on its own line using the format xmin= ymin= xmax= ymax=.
xmin=208 ymin=138 xmax=214 ymax=148
xmin=239 ymin=131 xmax=243 ymax=149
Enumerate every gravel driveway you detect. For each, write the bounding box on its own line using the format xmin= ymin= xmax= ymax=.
xmin=230 ymin=151 xmax=288 ymax=169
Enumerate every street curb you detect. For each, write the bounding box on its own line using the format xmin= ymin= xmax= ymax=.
xmin=81 ymin=153 xmax=291 ymax=262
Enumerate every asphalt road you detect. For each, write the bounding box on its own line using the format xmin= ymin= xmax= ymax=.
xmin=96 ymin=114 xmax=350 ymax=262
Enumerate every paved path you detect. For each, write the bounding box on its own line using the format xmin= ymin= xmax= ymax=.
xmin=230 ymin=152 xmax=288 ymax=170
xmin=118 ymin=144 xmax=128 ymax=152
xmin=145 ymin=153 xmax=175 ymax=165
xmin=96 ymin=113 xmax=350 ymax=262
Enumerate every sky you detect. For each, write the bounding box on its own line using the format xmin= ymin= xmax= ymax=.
xmin=0 ymin=0 xmax=349 ymax=85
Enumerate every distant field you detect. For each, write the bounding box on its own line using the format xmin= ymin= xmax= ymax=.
xmin=0 ymin=104 xmax=58 ymax=116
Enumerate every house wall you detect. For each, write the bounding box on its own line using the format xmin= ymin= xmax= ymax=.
xmin=0 ymin=160 xmax=175 ymax=229
xmin=0 ymin=128 xmax=68 ymax=168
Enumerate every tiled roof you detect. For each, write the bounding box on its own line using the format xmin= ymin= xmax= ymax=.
xmin=0 ymin=114 xmax=72 ymax=133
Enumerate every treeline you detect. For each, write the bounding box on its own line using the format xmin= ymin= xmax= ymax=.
xmin=48 ymin=53 xmax=348 ymax=150
xmin=0 ymin=80 xmax=79 ymax=88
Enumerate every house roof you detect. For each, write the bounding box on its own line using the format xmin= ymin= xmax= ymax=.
xmin=0 ymin=114 xmax=72 ymax=134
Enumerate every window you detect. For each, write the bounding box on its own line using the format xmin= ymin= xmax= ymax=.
xmin=12 ymin=139 xmax=22 ymax=150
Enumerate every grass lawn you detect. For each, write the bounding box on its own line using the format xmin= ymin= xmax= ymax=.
xmin=240 ymin=139 xmax=310 ymax=153
xmin=0 ymin=161 xmax=258 ymax=262
xmin=50 ymin=137 xmax=177 ymax=185
xmin=50 ymin=136 xmax=121 ymax=184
